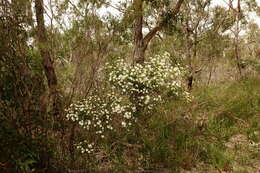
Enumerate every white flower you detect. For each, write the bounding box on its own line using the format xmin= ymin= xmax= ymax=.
xmin=144 ymin=95 xmax=150 ymax=105
xmin=121 ymin=121 xmax=126 ymax=127
xmin=79 ymin=120 xmax=84 ymax=126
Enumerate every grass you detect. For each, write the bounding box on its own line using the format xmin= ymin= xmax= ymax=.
xmin=126 ymin=77 xmax=260 ymax=172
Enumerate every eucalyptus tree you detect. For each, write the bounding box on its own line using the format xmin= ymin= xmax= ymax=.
xmin=246 ymin=22 xmax=260 ymax=58
xmin=227 ymin=0 xmax=259 ymax=76
xmin=176 ymin=0 xmax=213 ymax=89
xmin=241 ymin=22 xmax=260 ymax=73
xmin=163 ymin=0 xmax=233 ymax=89
xmin=130 ymin=0 xmax=185 ymax=63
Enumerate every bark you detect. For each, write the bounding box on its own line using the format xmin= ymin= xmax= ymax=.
xmin=187 ymin=75 xmax=193 ymax=91
xmin=235 ymin=38 xmax=242 ymax=76
xmin=35 ymin=0 xmax=62 ymax=116
xmin=133 ymin=0 xmax=184 ymax=63
xmin=186 ymin=35 xmax=193 ymax=91
xmin=133 ymin=0 xmax=145 ymax=63
xmin=185 ymin=19 xmax=193 ymax=90
xmin=234 ymin=0 xmax=242 ymax=76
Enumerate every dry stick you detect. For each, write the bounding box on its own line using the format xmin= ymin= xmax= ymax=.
xmin=69 ymin=123 xmax=77 ymax=169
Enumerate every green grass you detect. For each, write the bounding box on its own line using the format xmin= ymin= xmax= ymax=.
xmin=136 ymin=77 xmax=260 ymax=172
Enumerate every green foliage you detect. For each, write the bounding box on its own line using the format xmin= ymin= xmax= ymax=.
xmin=203 ymin=144 xmax=230 ymax=168
xmin=243 ymin=59 xmax=260 ymax=73
xmin=196 ymin=77 xmax=260 ymax=120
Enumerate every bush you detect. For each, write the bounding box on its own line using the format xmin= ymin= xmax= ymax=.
xmin=65 ymin=52 xmax=191 ymax=163
xmin=107 ymin=52 xmax=191 ymax=111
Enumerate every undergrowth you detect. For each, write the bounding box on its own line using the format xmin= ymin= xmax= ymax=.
xmin=102 ymin=77 xmax=260 ymax=172
xmin=2 ymin=77 xmax=259 ymax=172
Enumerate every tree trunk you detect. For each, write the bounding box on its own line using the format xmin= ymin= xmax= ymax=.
xmin=35 ymin=0 xmax=62 ymax=116
xmin=185 ymin=28 xmax=193 ymax=90
xmin=133 ymin=44 xmax=146 ymax=64
xmin=232 ymin=0 xmax=242 ymax=77
xmin=133 ymin=0 xmax=145 ymax=63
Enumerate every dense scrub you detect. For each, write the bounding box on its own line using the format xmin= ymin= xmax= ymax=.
xmin=1 ymin=0 xmax=260 ymax=172
xmin=1 ymin=61 xmax=259 ymax=172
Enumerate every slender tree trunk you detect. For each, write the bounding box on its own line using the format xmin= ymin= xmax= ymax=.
xmin=188 ymin=32 xmax=199 ymax=90
xmin=35 ymin=0 xmax=62 ymax=116
xmin=233 ymin=0 xmax=242 ymax=77
xmin=234 ymin=13 xmax=242 ymax=77
xmin=133 ymin=0 xmax=145 ymax=63
xmin=235 ymin=36 xmax=242 ymax=76
xmin=185 ymin=29 xmax=193 ymax=91
xmin=207 ymin=56 xmax=214 ymax=85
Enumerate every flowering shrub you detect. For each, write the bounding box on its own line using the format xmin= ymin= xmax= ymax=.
xmin=65 ymin=91 xmax=136 ymax=154
xmin=107 ymin=52 xmax=189 ymax=110
xmin=66 ymin=52 xmax=191 ymax=155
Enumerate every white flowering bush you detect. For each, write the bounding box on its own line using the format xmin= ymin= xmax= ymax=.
xmin=66 ymin=52 xmax=191 ymax=156
xmin=65 ymin=91 xmax=137 ymax=154
xmin=107 ymin=52 xmax=190 ymax=111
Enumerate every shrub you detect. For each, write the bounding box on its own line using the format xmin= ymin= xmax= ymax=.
xmin=66 ymin=91 xmax=137 ymax=154
xmin=65 ymin=52 xmax=191 ymax=158
xmin=107 ymin=52 xmax=191 ymax=111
